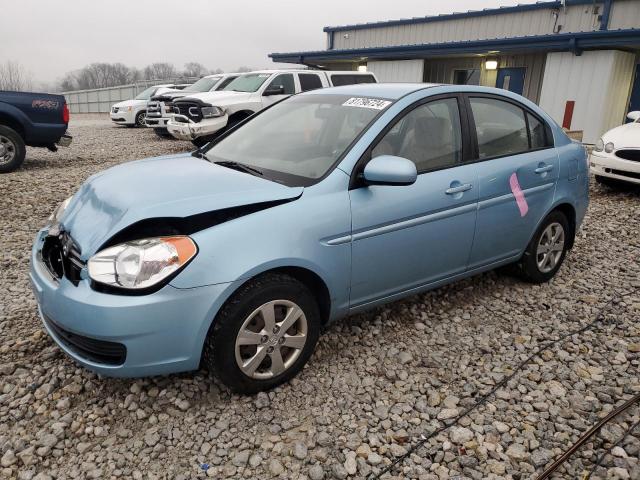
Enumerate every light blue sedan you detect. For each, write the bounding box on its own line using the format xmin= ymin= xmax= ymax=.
xmin=30 ymin=84 xmax=589 ymax=393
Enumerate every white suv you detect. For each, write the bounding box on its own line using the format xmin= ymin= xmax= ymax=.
xmin=145 ymin=74 xmax=239 ymax=136
xmin=110 ymin=84 xmax=190 ymax=127
xmin=166 ymin=70 xmax=377 ymax=145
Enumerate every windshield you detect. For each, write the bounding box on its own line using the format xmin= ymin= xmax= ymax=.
xmin=183 ymin=76 xmax=221 ymax=93
xmin=205 ymin=94 xmax=391 ymax=186
xmin=223 ymin=73 xmax=271 ymax=93
xmin=134 ymin=86 xmax=159 ymax=100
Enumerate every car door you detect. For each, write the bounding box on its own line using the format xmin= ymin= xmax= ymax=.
xmin=465 ymin=95 xmax=559 ymax=269
xmin=349 ymin=95 xmax=479 ymax=308
xmin=261 ymin=73 xmax=296 ymax=108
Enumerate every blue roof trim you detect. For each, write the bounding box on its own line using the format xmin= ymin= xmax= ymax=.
xmin=269 ymin=29 xmax=640 ymax=63
xmin=322 ymin=0 xmax=598 ymax=33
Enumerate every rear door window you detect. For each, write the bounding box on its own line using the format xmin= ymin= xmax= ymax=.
xmin=330 ymin=74 xmax=376 ymax=86
xmin=299 ymin=74 xmax=323 ymax=92
xmin=469 ymin=97 xmax=529 ymax=159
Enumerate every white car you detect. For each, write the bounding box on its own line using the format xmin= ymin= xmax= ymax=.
xmin=166 ymin=69 xmax=377 ymax=145
xmin=145 ymin=74 xmax=239 ymax=136
xmin=590 ymin=111 xmax=640 ymax=186
xmin=109 ymin=84 xmax=190 ymax=127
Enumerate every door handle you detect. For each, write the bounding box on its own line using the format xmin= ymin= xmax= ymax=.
xmin=445 ymin=183 xmax=473 ymax=195
xmin=534 ymin=164 xmax=554 ymax=174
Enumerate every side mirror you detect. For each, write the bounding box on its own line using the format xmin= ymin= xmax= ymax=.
xmin=627 ymin=111 xmax=640 ymax=122
xmin=263 ymin=85 xmax=285 ymax=96
xmin=362 ymin=155 xmax=417 ymax=186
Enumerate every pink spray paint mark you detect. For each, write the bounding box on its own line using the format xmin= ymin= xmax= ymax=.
xmin=509 ymin=172 xmax=529 ymax=217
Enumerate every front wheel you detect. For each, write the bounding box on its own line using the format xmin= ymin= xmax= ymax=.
xmin=135 ymin=111 xmax=146 ymax=127
xmin=0 ymin=125 xmax=26 ymax=173
xmin=202 ymin=273 xmax=321 ymax=394
xmin=516 ymin=211 xmax=570 ymax=284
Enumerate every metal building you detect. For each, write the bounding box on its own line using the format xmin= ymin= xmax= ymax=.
xmin=269 ymin=0 xmax=640 ymax=143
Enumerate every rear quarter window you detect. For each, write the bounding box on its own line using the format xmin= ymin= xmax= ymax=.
xmin=330 ymin=74 xmax=376 ymax=86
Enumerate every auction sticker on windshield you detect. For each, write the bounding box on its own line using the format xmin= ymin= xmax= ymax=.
xmin=343 ymin=97 xmax=392 ymax=110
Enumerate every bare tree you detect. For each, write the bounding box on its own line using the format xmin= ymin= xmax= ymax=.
xmin=183 ymin=62 xmax=208 ymax=78
xmin=236 ymin=66 xmax=253 ymax=73
xmin=143 ymin=63 xmax=177 ymax=81
xmin=0 ymin=61 xmax=33 ymax=91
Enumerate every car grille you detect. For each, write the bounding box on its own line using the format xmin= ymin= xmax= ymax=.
xmin=174 ymin=102 xmax=202 ymax=123
xmin=44 ymin=315 xmax=126 ymax=366
xmin=41 ymin=231 xmax=84 ymax=286
xmin=615 ymin=149 xmax=640 ymax=162
xmin=146 ymin=101 xmax=162 ymax=118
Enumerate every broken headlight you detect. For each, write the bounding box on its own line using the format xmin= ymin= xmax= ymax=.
xmin=201 ymin=106 xmax=225 ymax=118
xmin=88 ymin=236 xmax=197 ymax=290
xmin=46 ymin=196 xmax=73 ymax=228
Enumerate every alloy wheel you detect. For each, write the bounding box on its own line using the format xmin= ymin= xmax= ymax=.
xmin=536 ymin=222 xmax=565 ymax=273
xmin=234 ymin=300 xmax=308 ymax=379
xmin=0 ymin=135 xmax=16 ymax=165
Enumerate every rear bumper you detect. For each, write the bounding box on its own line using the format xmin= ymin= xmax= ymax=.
xmin=590 ymin=151 xmax=640 ymax=184
xmin=167 ymin=115 xmax=228 ymax=140
xmin=57 ymin=134 xmax=72 ymax=147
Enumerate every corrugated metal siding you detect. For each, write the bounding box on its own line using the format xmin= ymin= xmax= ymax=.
xmin=63 ymin=79 xmax=182 ymax=113
xmin=331 ymin=3 xmax=604 ymax=50
xmin=422 ymin=53 xmax=546 ymax=103
xmin=538 ymin=50 xmax=636 ymax=143
xmin=609 ymin=0 xmax=640 ymax=30
xmin=367 ymin=60 xmax=424 ymax=82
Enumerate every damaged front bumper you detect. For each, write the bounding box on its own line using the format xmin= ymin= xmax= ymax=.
xmin=166 ymin=114 xmax=228 ymax=141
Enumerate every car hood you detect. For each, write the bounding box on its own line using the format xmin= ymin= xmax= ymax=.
xmin=176 ymin=91 xmax=252 ymax=105
xmin=60 ymin=153 xmax=303 ymax=257
xmin=112 ymin=99 xmax=145 ymax=109
xmin=602 ymin=122 xmax=640 ymax=149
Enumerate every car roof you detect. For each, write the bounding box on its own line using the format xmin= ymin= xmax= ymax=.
xmin=303 ymin=83 xmax=441 ymax=100
xmin=237 ymin=69 xmax=375 ymax=76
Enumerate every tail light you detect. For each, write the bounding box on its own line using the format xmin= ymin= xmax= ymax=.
xmin=62 ymin=103 xmax=70 ymax=124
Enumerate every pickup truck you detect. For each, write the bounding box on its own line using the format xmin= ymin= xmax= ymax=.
xmin=109 ymin=83 xmax=191 ymax=128
xmin=145 ymin=73 xmax=239 ymax=138
xmin=0 ymin=90 xmax=71 ymax=173
xmin=166 ymin=69 xmax=377 ymax=146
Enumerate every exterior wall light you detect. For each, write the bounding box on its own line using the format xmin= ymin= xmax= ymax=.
xmin=485 ymin=59 xmax=498 ymax=70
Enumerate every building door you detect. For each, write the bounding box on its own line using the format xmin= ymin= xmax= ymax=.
xmin=496 ymin=67 xmax=526 ymax=95
xmin=627 ymin=63 xmax=640 ymax=122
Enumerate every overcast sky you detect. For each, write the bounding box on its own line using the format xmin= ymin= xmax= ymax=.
xmin=2 ymin=0 xmax=538 ymax=84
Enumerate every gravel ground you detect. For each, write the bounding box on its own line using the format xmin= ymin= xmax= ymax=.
xmin=0 ymin=114 xmax=639 ymax=480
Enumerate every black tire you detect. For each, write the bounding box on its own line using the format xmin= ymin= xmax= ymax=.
xmin=191 ymin=136 xmax=214 ymax=148
xmin=0 ymin=125 xmax=26 ymax=173
xmin=516 ymin=211 xmax=571 ymax=284
xmin=202 ymin=273 xmax=321 ymax=394
xmin=153 ymin=128 xmax=174 ymax=139
xmin=134 ymin=111 xmax=146 ymax=128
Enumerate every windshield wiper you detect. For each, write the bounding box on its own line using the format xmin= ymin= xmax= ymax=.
xmin=214 ymin=160 xmax=263 ymax=176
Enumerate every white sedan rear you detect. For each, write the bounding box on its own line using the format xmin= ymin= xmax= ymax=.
xmin=590 ymin=111 xmax=640 ymax=185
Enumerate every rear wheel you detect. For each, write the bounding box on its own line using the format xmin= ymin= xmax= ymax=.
xmin=202 ymin=273 xmax=321 ymax=394
xmin=0 ymin=125 xmax=26 ymax=173
xmin=516 ymin=211 xmax=570 ymax=284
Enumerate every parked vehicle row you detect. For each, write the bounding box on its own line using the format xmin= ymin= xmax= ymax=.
xmin=165 ymin=69 xmax=377 ymax=146
xmin=0 ymin=90 xmax=71 ymax=173
xmin=33 ymin=83 xmax=589 ymax=393
xmin=590 ymin=110 xmax=640 ymax=186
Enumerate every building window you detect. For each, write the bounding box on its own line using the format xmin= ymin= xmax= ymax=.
xmin=453 ymin=69 xmax=480 ymax=86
